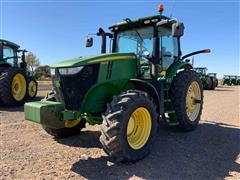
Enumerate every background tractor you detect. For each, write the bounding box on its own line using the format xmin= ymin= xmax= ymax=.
xmin=223 ymin=75 xmax=231 ymax=85
xmin=193 ymin=67 xmax=217 ymax=90
xmin=223 ymin=75 xmax=239 ymax=86
xmin=0 ymin=39 xmax=38 ymax=107
xmin=25 ymin=5 xmax=210 ymax=162
xmin=230 ymin=75 xmax=238 ymax=85
xmin=237 ymin=76 xmax=240 ymax=85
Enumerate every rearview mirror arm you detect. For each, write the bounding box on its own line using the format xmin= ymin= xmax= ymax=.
xmin=181 ymin=49 xmax=211 ymax=60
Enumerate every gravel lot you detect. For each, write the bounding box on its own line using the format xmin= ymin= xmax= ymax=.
xmin=0 ymin=86 xmax=239 ymax=180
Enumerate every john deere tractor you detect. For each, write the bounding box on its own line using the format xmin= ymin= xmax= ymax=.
xmin=230 ymin=75 xmax=238 ymax=85
xmin=193 ymin=67 xmax=217 ymax=90
xmin=237 ymin=76 xmax=240 ymax=85
xmin=0 ymin=40 xmax=38 ymax=107
xmin=223 ymin=75 xmax=231 ymax=85
xmin=25 ymin=5 xmax=210 ymax=162
xmin=223 ymin=75 xmax=238 ymax=86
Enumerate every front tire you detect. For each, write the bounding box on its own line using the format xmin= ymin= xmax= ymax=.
xmin=100 ymin=90 xmax=158 ymax=163
xmin=170 ymin=70 xmax=203 ymax=131
xmin=26 ymin=77 xmax=38 ymax=100
xmin=41 ymin=91 xmax=86 ymax=138
xmin=43 ymin=120 xmax=86 ymax=138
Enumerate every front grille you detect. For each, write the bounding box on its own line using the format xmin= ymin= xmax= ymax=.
xmin=53 ymin=64 xmax=99 ymax=111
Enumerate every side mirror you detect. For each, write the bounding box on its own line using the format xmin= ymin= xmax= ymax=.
xmin=142 ymin=50 xmax=150 ymax=58
xmin=85 ymin=36 xmax=93 ymax=47
xmin=172 ymin=22 xmax=184 ymax=37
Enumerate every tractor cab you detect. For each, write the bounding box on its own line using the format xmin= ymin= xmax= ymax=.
xmin=193 ymin=67 xmax=207 ymax=76
xmin=0 ymin=39 xmax=27 ymax=71
xmin=208 ymin=73 xmax=217 ymax=78
xmin=86 ymin=7 xmax=185 ymax=79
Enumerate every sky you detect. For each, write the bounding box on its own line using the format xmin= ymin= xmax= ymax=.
xmin=1 ymin=0 xmax=239 ymax=77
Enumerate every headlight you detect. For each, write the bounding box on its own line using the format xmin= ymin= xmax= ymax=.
xmin=59 ymin=66 xmax=83 ymax=75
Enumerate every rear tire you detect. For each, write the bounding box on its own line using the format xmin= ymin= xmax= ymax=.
xmin=210 ymin=77 xmax=217 ymax=90
xmin=170 ymin=70 xmax=203 ymax=131
xmin=205 ymin=76 xmax=212 ymax=90
xmin=100 ymin=90 xmax=158 ymax=163
xmin=0 ymin=68 xmax=27 ymax=107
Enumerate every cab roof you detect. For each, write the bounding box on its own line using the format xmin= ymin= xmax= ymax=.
xmin=109 ymin=14 xmax=171 ymax=32
xmin=0 ymin=39 xmax=20 ymax=49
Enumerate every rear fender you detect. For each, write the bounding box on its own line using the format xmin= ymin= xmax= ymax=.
xmin=129 ymin=79 xmax=164 ymax=114
xmin=166 ymin=61 xmax=193 ymax=84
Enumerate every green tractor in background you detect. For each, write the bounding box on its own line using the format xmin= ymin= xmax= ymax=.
xmin=0 ymin=39 xmax=38 ymax=107
xmin=25 ymin=5 xmax=210 ymax=162
xmin=237 ymin=76 xmax=240 ymax=85
xmin=223 ymin=75 xmax=231 ymax=86
xmin=193 ymin=67 xmax=217 ymax=90
xmin=223 ymin=75 xmax=239 ymax=86
xmin=230 ymin=75 xmax=238 ymax=85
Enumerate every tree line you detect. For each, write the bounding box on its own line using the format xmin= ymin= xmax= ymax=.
xmin=26 ymin=52 xmax=50 ymax=80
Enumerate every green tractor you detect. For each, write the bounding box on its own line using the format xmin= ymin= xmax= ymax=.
xmin=237 ymin=76 xmax=240 ymax=85
xmin=223 ymin=75 xmax=238 ymax=86
xmin=230 ymin=75 xmax=238 ymax=85
xmin=193 ymin=67 xmax=217 ymax=90
xmin=24 ymin=5 xmax=210 ymax=162
xmin=0 ymin=40 xmax=38 ymax=106
xmin=223 ymin=75 xmax=231 ymax=86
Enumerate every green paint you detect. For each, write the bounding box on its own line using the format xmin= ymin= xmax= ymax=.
xmin=24 ymin=101 xmax=65 ymax=129
xmin=51 ymin=53 xmax=136 ymax=68
xmin=166 ymin=61 xmax=193 ymax=85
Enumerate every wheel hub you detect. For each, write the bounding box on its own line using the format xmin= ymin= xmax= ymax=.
xmin=28 ymin=80 xmax=37 ymax=97
xmin=127 ymin=107 xmax=152 ymax=150
xmin=12 ymin=74 xmax=26 ymax=101
xmin=186 ymin=81 xmax=201 ymax=121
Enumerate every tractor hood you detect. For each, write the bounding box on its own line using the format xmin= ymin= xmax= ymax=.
xmin=51 ymin=53 xmax=136 ymax=68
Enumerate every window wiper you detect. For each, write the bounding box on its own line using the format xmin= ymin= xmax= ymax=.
xmin=123 ymin=18 xmax=144 ymax=43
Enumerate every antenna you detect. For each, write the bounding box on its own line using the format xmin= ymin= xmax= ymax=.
xmin=192 ymin=56 xmax=195 ymax=66
xmin=170 ymin=1 xmax=176 ymax=18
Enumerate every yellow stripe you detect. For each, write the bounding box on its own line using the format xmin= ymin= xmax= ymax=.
xmin=88 ymin=56 xmax=135 ymax=64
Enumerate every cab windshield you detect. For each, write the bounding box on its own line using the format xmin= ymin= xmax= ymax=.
xmin=116 ymin=26 xmax=153 ymax=56
xmin=3 ymin=46 xmax=15 ymax=64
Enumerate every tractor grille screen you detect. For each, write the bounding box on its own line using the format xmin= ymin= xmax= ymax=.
xmin=53 ymin=64 xmax=99 ymax=111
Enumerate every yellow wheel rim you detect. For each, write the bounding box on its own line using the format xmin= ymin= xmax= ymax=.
xmin=127 ymin=107 xmax=152 ymax=150
xmin=64 ymin=119 xmax=81 ymax=128
xmin=186 ymin=81 xmax=201 ymax=121
xmin=28 ymin=80 xmax=37 ymax=97
xmin=12 ymin=74 xmax=27 ymax=101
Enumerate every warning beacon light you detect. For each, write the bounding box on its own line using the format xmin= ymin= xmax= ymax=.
xmin=158 ymin=4 xmax=164 ymax=14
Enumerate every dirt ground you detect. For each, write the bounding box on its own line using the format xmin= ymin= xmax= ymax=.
xmin=0 ymin=86 xmax=239 ymax=180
